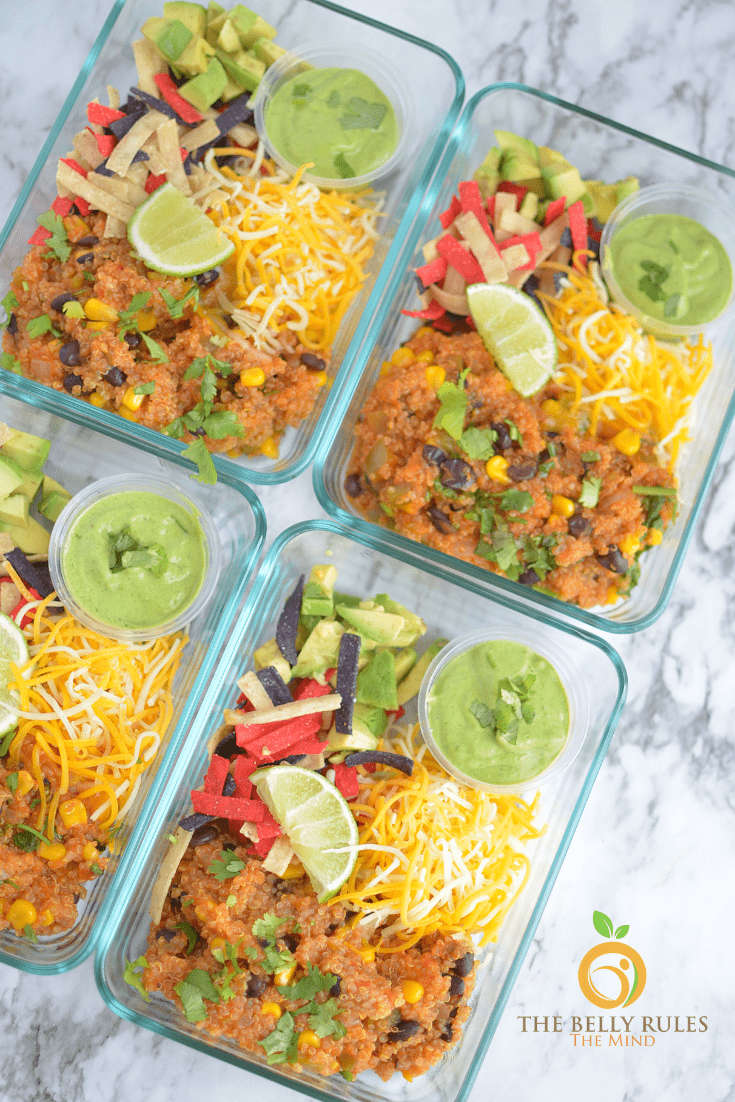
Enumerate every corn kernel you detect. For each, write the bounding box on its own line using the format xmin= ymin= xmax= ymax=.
xmin=279 ymin=862 xmax=304 ymax=879
xmin=297 ymin=1030 xmax=321 ymax=1051
xmin=647 ymin=528 xmax=663 ymax=546
xmin=390 ymin=347 xmax=414 ymax=368
xmin=37 ymin=841 xmax=66 ymax=862
xmin=541 ymin=399 xmax=561 ymax=417
xmin=401 ymin=980 xmax=424 ymax=1004
xmin=425 ymin=364 xmax=446 ymax=389
xmin=605 ymin=586 xmax=620 ymax=605
xmin=59 ymin=798 xmax=87 ymax=828
xmin=379 ymin=360 xmax=392 ymax=376
xmin=612 ymin=428 xmax=641 ymax=456
xmin=194 ymin=904 xmax=209 ymax=922
xmin=261 ymin=1002 xmax=281 ymax=1020
xmin=260 ymin=436 xmax=279 ymax=459
xmin=415 ymin=327 xmax=433 ymax=338
xmin=485 ymin=455 xmax=510 ymax=484
xmin=83 ymin=298 xmax=118 ymax=323
xmin=416 ymin=350 xmax=434 ymax=365
xmin=359 ymin=943 xmax=375 ymax=963
xmin=314 ymin=369 xmax=328 ymax=387
xmin=136 ymin=310 xmax=157 ymax=332
xmin=240 ymin=367 xmax=266 ymax=387
xmin=88 ymin=393 xmax=106 ymax=408
xmin=210 ymin=936 xmax=226 ymax=952
xmin=274 ymin=963 xmax=296 ymax=986
xmin=6 ymin=899 xmax=37 ymax=930
xmin=86 ymin=320 xmax=109 ymax=332
xmin=39 ymin=909 xmax=54 ymax=927
xmin=119 ymin=407 xmax=137 ymax=421
xmin=551 ymin=495 xmax=575 ymax=518
xmin=82 ymin=843 xmax=98 ymax=863
xmin=121 ymin=386 xmax=144 ymax=411
xmin=15 ymin=770 xmax=35 ymax=798
xmin=618 ymin=533 xmax=641 ymax=556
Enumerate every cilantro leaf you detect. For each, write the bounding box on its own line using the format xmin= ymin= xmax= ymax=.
xmin=260 ymin=1011 xmax=298 ymax=1065
xmin=207 ymin=849 xmax=245 ymax=880
xmin=201 ymin=409 xmax=244 ymax=440
xmin=183 ymin=438 xmax=216 ymax=485
xmin=62 ymin=300 xmax=86 ymax=320
xmin=200 ymin=363 xmax=218 ymax=405
xmin=499 ymin=489 xmax=533 ymax=514
xmin=460 ymin=426 xmax=496 ymax=460
xmin=1 ymin=352 xmax=23 ymax=375
xmin=24 ymin=924 xmax=38 ymax=942
xmin=578 ymin=476 xmax=602 ymax=509
xmin=134 ymin=382 xmax=155 ymax=395
xmin=140 ymin=332 xmax=168 ymax=363
xmin=1 ymin=289 xmax=18 ymax=317
xmin=307 ymin=998 xmax=346 ymax=1039
xmin=469 ymin=699 xmax=494 ymax=728
xmin=277 ymin=962 xmax=336 ymax=1000
xmin=123 ymin=956 xmax=151 ymax=1001
xmin=340 ymin=96 xmax=388 ymax=130
xmin=183 ymin=356 xmax=207 ymax=382
xmin=6 ymin=772 xmax=18 ymax=794
xmin=334 ymin=153 xmax=355 ymax=179
xmin=37 ymin=211 xmax=71 ymax=263
xmin=26 ymin=314 xmax=60 ymax=339
xmin=160 ymin=285 xmax=199 ymax=320
xmin=638 ymin=260 xmax=670 ymax=303
xmin=580 ymin=451 xmax=600 ymax=463
xmin=175 ymin=968 xmax=220 ymax=1022
xmin=504 ymin=418 xmax=522 ymax=445
xmin=171 ymin=920 xmax=198 ymax=954
xmin=433 ymin=369 xmax=469 ymax=440
xmin=12 ymin=825 xmax=47 ymax=851
xmin=253 ymin=914 xmax=288 ymax=941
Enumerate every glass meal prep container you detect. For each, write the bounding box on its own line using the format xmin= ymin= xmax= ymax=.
xmin=313 ymin=83 xmax=735 ymax=633
xmin=94 ymin=519 xmax=626 ymax=1102
xmin=0 ymin=379 xmax=265 ymax=974
xmin=0 ymin=0 xmax=463 ymax=486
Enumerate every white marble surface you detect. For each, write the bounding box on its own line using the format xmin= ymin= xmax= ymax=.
xmin=1 ymin=1 xmax=735 ymax=1099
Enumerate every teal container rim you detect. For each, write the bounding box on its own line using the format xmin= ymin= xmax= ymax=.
xmin=0 ymin=380 xmax=266 ymax=976
xmin=0 ymin=0 xmax=464 ymax=487
xmin=311 ymin=81 xmax=735 ymax=635
xmin=94 ymin=517 xmax=627 ymax=1098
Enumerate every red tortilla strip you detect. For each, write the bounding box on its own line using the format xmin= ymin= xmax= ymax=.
xmin=567 ymin=200 xmax=588 ymax=260
xmin=293 ymin=678 xmax=335 ymax=700
xmin=74 ymin=197 xmax=91 ymax=215
xmin=432 ymin=314 xmax=454 ymax=332
xmin=203 ymin=753 xmax=229 ymax=794
xmin=402 ymin=299 xmax=445 ymax=320
xmin=144 ymin=171 xmax=167 ymax=194
xmin=439 ymin=194 xmax=462 ymax=229
xmin=87 ymin=102 xmax=125 ymax=126
xmin=497 ymin=181 xmax=526 ymax=204
xmin=255 ymin=807 xmax=282 ymax=840
xmin=28 ymin=227 xmax=52 ymax=246
xmin=436 ymin=234 xmax=485 ymax=283
xmin=333 ymin=763 xmax=359 ymax=800
xmin=153 ymin=72 xmax=204 ymax=125
xmin=51 ymin=195 xmax=74 ymax=217
xmin=253 ymin=836 xmax=276 ymax=858
xmin=499 ymin=231 xmax=542 ymax=270
xmin=415 ymin=256 xmax=449 ymax=287
xmin=60 ymin=157 xmax=88 ymax=178
xmin=191 ymin=790 xmax=266 ymax=820
xmin=458 ymin=180 xmax=495 ymax=239
xmin=544 ymin=196 xmax=566 ymax=226
xmin=233 ymin=754 xmax=255 ymax=797
xmin=93 ymin=132 xmax=117 ymax=158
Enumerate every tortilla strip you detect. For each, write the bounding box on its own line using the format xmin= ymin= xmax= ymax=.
xmin=156 ymin=117 xmax=192 ymax=196
xmin=56 ymin=161 xmax=135 ymax=222
xmin=0 ymin=533 xmax=14 ymax=556
xmin=0 ymin=583 xmax=20 ymax=616
xmin=106 ymin=109 xmax=169 ymax=176
xmin=103 ymin=214 xmax=126 ymax=238
xmin=453 ymin=211 xmax=508 ymax=283
xmin=422 ymin=239 xmax=440 ymax=263
xmin=224 ymin=694 xmax=342 ymax=728
xmin=73 ymin=129 xmax=105 ymax=169
xmin=227 ymin=122 xmax=258 ymax=147
xmin=149 ymin=826 xmax=192 ymax=924
xmin=107 ymin=84 xmax=120 ymax=111
xmin=236 ymin=670 xmax=273 ymax=711
xmin=126 ymin=162 xmax=149 ymax=188
xmin=262 ymin=836 xmax=296 ymax=877
xmin=132 ymin=38 xmax=167 ymax=97
xmin=497 ymin=209 xmax=539 ymax=236
xmin=181 ymin=118 xmax=220 ymax=151
xmin=89 ymin=172 xmax=148 ymax=209
xmin=500 ymin=243 xmax=531 ymax=272
xmin=429 ymin=283 xmax=469 ymax=315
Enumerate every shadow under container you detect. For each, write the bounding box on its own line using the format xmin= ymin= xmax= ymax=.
xmin=313 ymin=83 xmax=735 ymax=633
xmin=95 ymin=519 xmax=626 ymax=1102
xmin=0 ymin=0 xmax=463 ymax=486
xmin=0 ymin=381 xmax=265 ymax=974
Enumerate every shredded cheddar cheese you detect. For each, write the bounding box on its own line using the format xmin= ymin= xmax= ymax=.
xmin=334 ymin=726 xmax=543 ymax=950
xmin=6 ymin=592 xmax=185 ymax=839
xmin=198 ymin=143 xmax=384 ymax=354
xmin=538 ymin=261 xmax=713 ymax=470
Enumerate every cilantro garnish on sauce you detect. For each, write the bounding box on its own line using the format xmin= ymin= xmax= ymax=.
xmin=340 ymin=96 xmax=388 ymax=131
xmin=433 ymin=369 xmax=470 ymax=440
xmin=207 ymin=849 xmax=246 ymax=880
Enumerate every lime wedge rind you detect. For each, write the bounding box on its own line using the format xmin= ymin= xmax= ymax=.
xmin=127 ymin=183 xmax=235 ymax=277
xmin=467 ymin=281 xmax=558 ymax=398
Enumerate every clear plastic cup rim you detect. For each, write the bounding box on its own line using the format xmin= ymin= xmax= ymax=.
xmin=252 ymin=40 xmax=415 ymax=190
xmin=48 ymin=473 xmax=221 ymax=644
xmin=417 ymin=628 xmax=590 ymax=795
xmin=600 ymin=182 xmax=735 ymax=338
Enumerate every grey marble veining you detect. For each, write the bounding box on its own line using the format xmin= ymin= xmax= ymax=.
xmin=1 ymin=1 xmax=735 ymax=1100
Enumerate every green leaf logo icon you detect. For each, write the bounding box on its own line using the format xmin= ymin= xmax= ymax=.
xmin=614 ymin=925 xmax=629 ymax=939
xmin=592 ymin=911 xmax=614 ymax=938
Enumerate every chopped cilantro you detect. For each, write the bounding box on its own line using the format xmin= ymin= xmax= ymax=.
xmin=433 ymin=369 xmax=469 ymax=440
xmin=538 ymin=459 xmax=554 ymax=477
xmin=504 ymin=418 xmax=522 ymax=445
xmin=340 ymin=96 xmax=388 ymax=130
xmin=172 ymin=920 xmax=198 ymax=954
xmin=62 ymin=300 xmax=86 ymax=320
xmin=1 ymin=879 xmax=20 ymax=891
xmin=632 ymin=484 xmax=677 ymax=497
xmin=276 ymin=961 xmax=336 ymax=1000
xmin=108 ymin=526 xmax=167 ymax=577
xmin=159 ymin=285 xmax=199 ymax=320
xmin=6 ymin=772 xmax=18 ymax=794
xmin=207 ymin=849 xmax=246 ymax=880
xmin=327 ymin=90 xmax=340 ymax=108
xmin=307 ymin=998 xmax=346 ymax=1039
xmin=23 ymin=924 xmax=38 ymax=942
xmin=123 ymin=956 xmax=151 ymax=1001
xmin=580 ymin=451 xmax=600 ymax=463
xmin=499 ymin=489 xmax=533 ymax=514
xmin=460 ymin=426 xmax=496 ymax=460
xmin=469 ymin=699 xmax=493 ymax=728
xmin=182 ymin=438 xmax=216 ymax=485
xmin=90 ymin=863 xmax=104 ymax=875
xmin=1 ymin=289 xmax=18 ymax=325
xmin=26 ymin=314 xmax=60 ymax=339
xmin=334 ymin=153 xmax=355 ymax=179
xmin=134 ymin=382 xmax=155 ymax=396
xmin=546 ymin=440 xmax=557 ymax=458
xmin=1 ymin=352 xmax=22 ymax=375
xmin=260 ymin=1010 xmax=299 ymax=1065
xmin=37 ymin=211 xmax=71 ymax=263
xmin=140 ymin=332 xmax=168 ymax=363
xmin=638 ymin=259 xmax=670 ymax=303
xmin=175 ymin=968 xmax=220 ymax=1023
xmin=475 ymin=523 xmax=519 ymax=576
xmin=226 ymin=894 xmax=236 ymax=908
xmin=578 ymin=476 xmax=602 ymax=508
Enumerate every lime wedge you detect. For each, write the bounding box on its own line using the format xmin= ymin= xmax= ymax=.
xmin=251 ymin=765 xmax=358 ymax=902
xmin=127 ymin=183 xmax=234 ymax=277
xmin=467 ymin=282 xmax=558 ymax=397
xmin=0 ymin=612 xmax=29 ymax=736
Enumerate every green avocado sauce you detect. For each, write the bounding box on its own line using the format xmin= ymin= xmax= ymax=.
xmin=264 ymin=67 xmax=398 ymax=181
xmin=609 ymin=213 xmax=732 ymax=327
xmin=427 ymin=640 xmax=569 ymax=786
xmin=62 ymin=491 xmax=207 ymax=632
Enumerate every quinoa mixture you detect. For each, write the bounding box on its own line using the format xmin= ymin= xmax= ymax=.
xmin=143 ymin=829 xmax=475 ymax=1082
xmin=3 ymin=211 xmax=327 ymax=456
xmin=347 ymin=326 xmax=675 ymax=609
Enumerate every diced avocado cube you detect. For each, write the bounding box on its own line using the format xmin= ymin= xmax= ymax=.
xmin=0 ymin=517 xmax=50 ymax=556
xmin=17 ymin=468 xmax=42 ymax=504
xmin=352 ymin=702 xmax=388 ymax=738
xmin=494 ymin=130 xmax=539 ymax=161
xmin=219 ymin=74 xmax=246 ymax=101
xmin=328 ymin=725 xmax=377 ymax=753
xmin=301 ymin=564 xmax=338 ymax=618
xmin=373 ymin=594 xmax=427 ymax=647
xmin=519 ymin=191 xmax=540 ymax=221
xmin=393 ymin=647 xmax=417 ymax=683
xmin=179 ymin=57 xmax=228 ymax=110
xmin=215 ymin=47 xmax=263 ymax=92
xmin=142 ymin=16 xmax=168 ymax=45
xmin=156 ymin=19 xmax=194 ymax=63
xmin=356 ymin=650 xmax=397 ymax=710
xmin=253 ymin=637 xmax=291 ymax=683
xmin=396 ymin=638 xmax=448 ymax=707
xmin=39 ymin=490 xmax=71 ymax=523
xmin=163 ymin=2 xmax=206 ymax=36
xmin=500 ymin=150 xmax=545 ymax=196
xmin=206 ymin=4 xmax=230 ymax=38
xmin=0 ymin=454 xmax=24 ymax=498
xmin=175 ymin=32 xmax=215 ymax=76
xmin=291 ymin=619 xmax=344 ymax=682
xmin=333 ymin=591 xmax=361 ymax=610
xmin=217 ymin=17 xmax=241 ymax=53
xmin=615 ymin=176 xmax=639 ymax=203
xmin=336 ymin=605 xmax=405 ymax=645
xmin=0 ymin=493 xmax=29 ymax=526
xmin=537 ymin=144 xmax=568 ymax=168
xmin=541 ymin=163 xmax=589 ymax=209
xmin=251 ymin=38 xmax=286 ymax=67
xmin=229 ymin=5 xmax=277 ymax=47
xmin=1 ymin=429 xmax=51 ymax=472
xmin=474 ymin=146 xmax=501 ymax=199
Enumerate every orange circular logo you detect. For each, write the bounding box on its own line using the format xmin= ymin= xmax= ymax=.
xmin=578 ymin=941 xmax=647 ymax=1008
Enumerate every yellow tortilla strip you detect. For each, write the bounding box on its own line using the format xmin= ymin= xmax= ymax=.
xmin=429 ymin=283 xmax=469 ymax=315
xmin=89 ymin=172 xmax=147 ymax=209
xmin=453 ymin=211 xmax=508 ymax=283
xmin=500 ymin=243 xmax=531 ymax=272
xmin=56 ymin=162 xmax=135 ymax=222
xmin=73 ymin=129 xmax=104 ymax=169
xmin=106 ymin=109 xmax=168 ymax=176
xmin=224 ymin=693 xmax=341 ymax=728
xmin=107 ymin=84 xmax=120 ymax=111
xmin=181 ymin=118 xmax=220 ymax=151
xmin=156 ymin=117 xmax=192 ymax=196
xmin=262 ymin=836 xmax=295 ymax=876
xmin=236 ymin=671 xmax=273 ymax=711
xmin=132 ymin=38 xmax=167 ymax=97
xmin=103 ymin=214 xmax=127 ymax=238
xmin=497 ymin=208 xmax=539 ymax=236
xmin=227 ymin=122 xmax=257 ymax=147
xmin=149 ymin=826 xmax=192 ymax=924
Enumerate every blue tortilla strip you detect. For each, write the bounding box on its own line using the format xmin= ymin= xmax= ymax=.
xmin=276 ymin=574 xmax=304 ymax=666
xmin=108 ymin=103 xmax=147 ymax=139
xmin=344 ymin=750 xmax=413 ymax=776
xmin=129 ymin=86 xmax=182 ymax=122
xmin=131 ymin=148 xmax=150 ymax=164
xmin=5 ymin=549 xmax=55 ymax=598
xmin=335 ymin=633 xmax=361 ymax=734
xmin=214 ymin=94 xmax=254 ymax=134
xmin=179 ymin=811 xmax=215 ymax=831
xmin=256 ymin=666 xmax=294 ymax=706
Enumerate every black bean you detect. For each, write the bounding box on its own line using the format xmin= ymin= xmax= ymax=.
xmin=281 ymin=932 xmax=299 ymax=952
xmin=345 ymin=473 xmax=362 ymax=497
xmin=387 ymin=1019 xmax=421 ymax=1042
xmin=190 ymin=821 xmax=219 ymax=847
xmin=246 ymin=974 xmax=268 ymax=998
xmin=194 ymin=268 xmax=220 ymax=287
xmin=518 ymin=567 xmax=540 ymax=587
xmin=214 ymin=731 xmax=238 ymax=758
xmin=507 ymin=457 xmax=538 ymax=481
xmin=452 ymin=952 xmax=474 ymax=977
xmin=222 ymin=841 xmax=237 ymax=852
xmin=59 ymin=340 xmax=81 ymax=368
xmin=440 ymin=458 xmax=474 ymax=491
xmin=7 ymin=313 xmax=17 ymax=336
xmin=222 ymin=773 xmax=236 ymax=797
xmin=440 ymin=1022 xmax=453 ymax=1042
xmin=568 ymin=514 xmax=592 ymax=538
xmin=50 ymin=292 xmax=77 ymax=313
xmin=75 ymin=252 xmax=95 ymax=265
xmin=490 ymin=421 xmax=512 ymax=453
xmin=448 ymin=974 xmax=465 ymax=998
xmin=225 ymin=314 xmax=238 ymax=329
xmin=156 ymin=927 xmax=178 ymax=942
xmin=103 ymin=366 xmax=126 ymax=387
xmin=76 ymin=235 xmax=99 ymax=247
xmin=329 ymin=976 xmax=341 ymax=997
xmin=422 ymin=444 xmax=447 ymax=466
xmin=299 ymin=352 xmax=326 ymax=371
xmin=179 ymin=811 xmax=214 ymax=832
xmin=62 ymin=373 xmax=83 ymax=393
xmin=597 ymin=545 xmax=628 ymax=575
xmin=257 ymin=937 xmax=269 ymax=948
xmin=427 ymin=504 xmax=454 ymax=535
xmin=124 ymin=331 xmax=142 ymax=349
